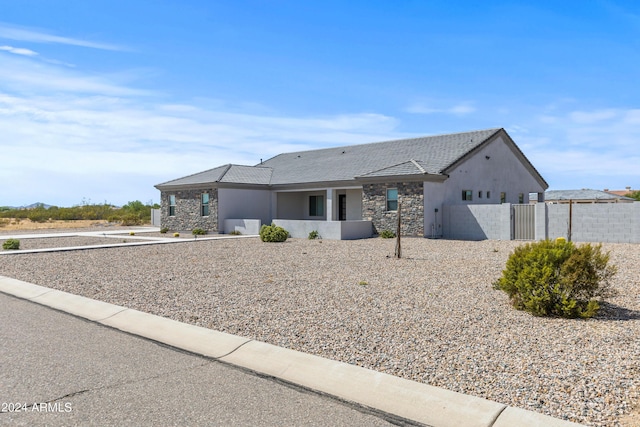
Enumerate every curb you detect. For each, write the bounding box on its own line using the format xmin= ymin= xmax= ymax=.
xmin=0 ymin=276 xmax=585 ymax=427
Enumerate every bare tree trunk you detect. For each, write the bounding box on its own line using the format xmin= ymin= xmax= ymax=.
xmin=395 ymin=202 xmax=401 ymax=259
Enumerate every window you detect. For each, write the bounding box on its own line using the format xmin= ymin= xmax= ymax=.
xmin=201 ymin=193 xmax=209 ymax=216
xmin=386 ymin=188 xmax=398 ymax=211
xmin=462 ymin=190 xmax=472 ymax=201
xmin=309 ymin=195 xmax=324 ymax=216
xmin=486 ymin=191 xmax=491 ymax=199
xmin=478 ymin=191 xmax=483 ymax=199
xmin=169 ymin=195 xmax=176 ymax=216
xmin=518 ymin=193 xmax=524 ymax=204
xmin=500 ymin=192 xmax=506 ymax=204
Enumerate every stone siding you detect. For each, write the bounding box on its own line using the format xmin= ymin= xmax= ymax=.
xmin=362 ymin=182 xmax=424 ymax=236
xmin=160 ymin=188 xmax=219 ymax=232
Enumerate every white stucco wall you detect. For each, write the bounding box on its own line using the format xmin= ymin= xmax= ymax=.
xmin=218 ymin=188 xmax=271 ymax=226
xmin=424 ymin=181 xmax=446 ymax=238
xmin=442 ymin=135 xmax=545 ymax=206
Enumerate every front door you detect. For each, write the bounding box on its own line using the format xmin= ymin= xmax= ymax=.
xmin=338 ymin=194 xmax=346 ymax=221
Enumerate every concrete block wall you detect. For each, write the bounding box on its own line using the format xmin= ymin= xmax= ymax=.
xmin=443 ymin=204 xmax=511 ymax=240
xmin=547 ymin=202 xmax=640 ymax=243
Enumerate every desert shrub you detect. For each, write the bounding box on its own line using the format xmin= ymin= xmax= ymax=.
xmin=379 ymin=229 xmax=396 ymax=239
xmin=228 ymin=230 xmax=242 ymax=235
xmin=259 ymin=224 xmax=288 ymax=242
xmin=192 ymin=228 xmax=207 ymax=235
xmin=160 ymin=227 xmax=169 ymax=234
xmin=308 ymin=230 xmax=319 ymax=240
xmin=2 ymin=239 xmax=20 ymax=250
xmin=493 ymin=240 xmax=617 ymax=318
xmin=27 ymin=209 xmax=50 ymax=223
xmin=173 ymin=233 xmax=180 ymax=237
xmin=120 ymin=213 xmax=143 ymax=226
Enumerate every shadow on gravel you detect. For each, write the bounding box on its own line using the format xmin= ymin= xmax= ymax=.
xmin=596 ymin=302 xmax=640 ymax=321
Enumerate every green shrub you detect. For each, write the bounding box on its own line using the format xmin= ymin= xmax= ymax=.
xmin=228 ymin=230 xmax=242 ymax=235
xmin=308 ymin=230 xmax=319 ymax=240
xmin=2 ymin=239 xmax=20 ymax=250
xmin=173 ymin=232 xmax=180 ymax=237
xmin=160 ymin=227 xmax=169 ymax=234
xmin=379 ymin=229 xmax=396 ymax=239
xmin=192 ymin=228 xmax=207 ymax=235
xmin=259 ymin=224 xmax=288 ymax=242
xmin=493 ymin=240 xmax=617 ymax=318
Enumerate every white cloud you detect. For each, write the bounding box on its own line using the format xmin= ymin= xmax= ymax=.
xmin=406 ymin=101 xmax=476 ymax=115
xmin=0 ymin=22 xmax=124 ymax=51
xmin=0 ymin=51 xmax=412 ymax=206
xmin=0 ymin=45 xmax=37 ymax=56
xmin=0 ymin=55 xmax=153 ymax=96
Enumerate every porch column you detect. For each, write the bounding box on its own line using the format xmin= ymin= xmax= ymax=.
xmin=326 ymin=188 xmax=333 ymax=221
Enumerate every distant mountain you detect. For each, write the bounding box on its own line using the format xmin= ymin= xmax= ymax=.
xmin=0 ymin=202 xmax=53 ymax=210
xmin=23 ymin=202 xmax=53 ymax=209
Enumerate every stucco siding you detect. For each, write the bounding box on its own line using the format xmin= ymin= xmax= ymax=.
xmin=218 ymin=188 xmax=271 ymax=226
xmin=442 ymin=136 xmax=545 ymax=206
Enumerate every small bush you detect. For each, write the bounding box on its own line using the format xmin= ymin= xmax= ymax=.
xmin=192 ymin=228 xmax=207 ymax=235
xmin=228 ymin=230 xmax=242 ymax=235
xmin=160 ymin=227 xmax=169 ymax=234
xmin=129 ymin=231 xmax=135 ymax=236
xmin=493 ymin=240 xmax=617 ymax=318
xmin=120 ymin=213 xmax=143 ymax=226
xmin=379 ymin=229 xmax=396 ymax=239
xmin=308 ymin=230 xmax=320 ymax=240
xmin=173 ymin=233 xmax=180 ymax=237
xmin=259 ymin=224 xmax=288 ymax=242
xmin=2 ymin=239 xmax=20 ymax=250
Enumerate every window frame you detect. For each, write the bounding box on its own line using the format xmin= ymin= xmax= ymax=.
xmin=462 ymin=190 xmax=473 ymax=201
xmin=201 ymin=193 xmax=209 ymax=216
xmin=169 ymin=195 xmax=176 ymax=216
xmin=386 ymin=188 xmax=398 ymax=211
xmin=309 ymin=195 xmax=324 ymax=217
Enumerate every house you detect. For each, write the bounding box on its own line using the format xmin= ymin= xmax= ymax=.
xmin=155 ymin=128 xmax=548 ymax=239
xmin=545 ymin=189 xmax=636 ymax=204
xmin=604 ymin=187 xmax=637 ymax=198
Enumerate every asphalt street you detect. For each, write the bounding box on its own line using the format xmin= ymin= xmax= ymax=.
xmin=0 ymin=292 xmax=395 ymax=426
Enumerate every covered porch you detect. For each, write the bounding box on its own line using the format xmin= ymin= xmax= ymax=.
xmin=272 ymin=186 xmax=373 ymax=240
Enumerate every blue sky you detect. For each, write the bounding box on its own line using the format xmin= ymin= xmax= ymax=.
xmin=1 ymin=0 xmax=639 ymax=207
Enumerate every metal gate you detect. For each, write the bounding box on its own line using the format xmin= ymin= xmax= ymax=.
xmin=513 ymin=204 xmax=535 ymax=240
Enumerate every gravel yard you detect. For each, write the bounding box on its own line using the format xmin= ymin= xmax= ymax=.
xmin=0 ymin=237 xmax=638 ymax=426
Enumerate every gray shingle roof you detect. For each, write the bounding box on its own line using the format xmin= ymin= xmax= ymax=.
xmin=261 ymin=128 xmax=502 ymax=185
xmin=545 ymin=189 xmax=635 ymax=201
xmin=156 ymin=164 xmax=272 ymax=187
xmin=157 ymin=128 xmax=542 ymax=189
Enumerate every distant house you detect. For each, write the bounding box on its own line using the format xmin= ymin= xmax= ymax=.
xmin=604 ymin=187 xmax=637 ymax=197
xmin=545 ymin=189 xmax=635 ymax=204
xmin=155 ymin=128 xmax=548 ymax=239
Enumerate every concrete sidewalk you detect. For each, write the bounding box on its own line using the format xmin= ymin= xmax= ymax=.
xmin=0 ymin=276 xmax=584 ymax=427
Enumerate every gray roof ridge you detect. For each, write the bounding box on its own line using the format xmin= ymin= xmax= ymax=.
xmin=357 ymin=158 xmax=429 ymax=178
xmin=410 ymin=159 xmax=427 ymax=174
xmin=261 ymin=127 xmax=503 ymax=162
